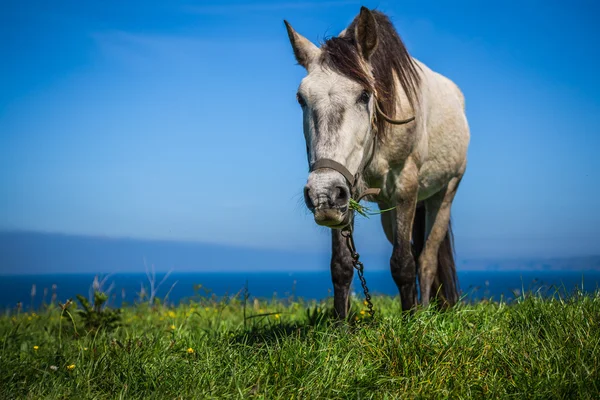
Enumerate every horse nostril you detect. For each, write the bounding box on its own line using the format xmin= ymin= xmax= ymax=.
xmin=335 ymin=186 xmax=349 ymax=205
xmin=304 ymin=187 xmax=315 ymax=210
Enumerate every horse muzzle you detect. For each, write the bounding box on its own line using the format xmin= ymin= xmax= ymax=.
xmin=313 ymin=205 xmax=350 ymax=228
xmin=304 ymin=174 xmax=351 ymax=228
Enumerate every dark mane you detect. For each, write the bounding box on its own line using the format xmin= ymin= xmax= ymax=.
xmin=320 ymin=10 xmax=421 ymax=136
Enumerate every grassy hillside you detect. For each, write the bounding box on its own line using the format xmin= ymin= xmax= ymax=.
xmin=1 ymin=290 xmax=599 ymax=399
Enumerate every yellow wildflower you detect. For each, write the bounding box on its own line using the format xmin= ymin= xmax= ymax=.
xmin=363 ymin=300 xmax=368 ymax=306
xmin=67 ymin=364 xmax=75 ymax=371
xmin=187 ymin=347 xmax=194 ymax=354
xmin=360 ymin=310 xmax=366 ymax=315
xmin=84 ymin=347 xmax=88 ymax=351
xmin=168 ymin=311 xmax=176 ymax=318
xmin=170 ymin=324 xmax=176 ymax=330
xmin=33 ymin=346 xmax=39 ymax=351
xmin=274 ymin=314 xmax=280 ymax=319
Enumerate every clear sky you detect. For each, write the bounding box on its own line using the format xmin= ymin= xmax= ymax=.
xmin=1 ymin=0 xmax=599 ymax=262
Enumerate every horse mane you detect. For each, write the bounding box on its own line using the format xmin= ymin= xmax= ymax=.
xmin=320 ymin=10 xmax=421 ymax=137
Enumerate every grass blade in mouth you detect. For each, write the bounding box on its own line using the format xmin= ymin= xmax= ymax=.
xmin=348 ymin=198 xmax=395 ymax=218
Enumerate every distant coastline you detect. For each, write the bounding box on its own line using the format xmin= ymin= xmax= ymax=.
xmin=457 ymin=255 xmax=600 ymax=271
xmin=1 ymin=230 xmax=599 ymax=275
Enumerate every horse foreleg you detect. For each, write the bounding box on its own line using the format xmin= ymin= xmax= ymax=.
xmin=419 ymin=176 xmax=461 ymax=307
xmin=390 ymin=159 xmax=419 ymax=312
xmin=330 ymin=226 xmax=354 ymax=319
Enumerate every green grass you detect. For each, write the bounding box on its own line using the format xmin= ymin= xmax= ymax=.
xmin=1 ymin=289 xmax=599 ymax=399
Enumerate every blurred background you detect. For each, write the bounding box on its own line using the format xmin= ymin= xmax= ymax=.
xmin=1 ymin=0 xmax=599 ymax=306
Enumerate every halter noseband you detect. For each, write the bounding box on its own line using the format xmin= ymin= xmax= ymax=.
xmin=309 ymin=99 xmax=415 ymax=202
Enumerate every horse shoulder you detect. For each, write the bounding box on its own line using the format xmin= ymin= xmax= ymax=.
xmin=411 ymin=60 xmax=470 ymax=200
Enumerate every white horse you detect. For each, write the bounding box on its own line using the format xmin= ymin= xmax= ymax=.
xmin=284 ymin=7 xmax=470 ymax=317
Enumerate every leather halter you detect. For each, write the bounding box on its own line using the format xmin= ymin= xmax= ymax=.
xmin=309 ymin=99 xmax=415 ymax=202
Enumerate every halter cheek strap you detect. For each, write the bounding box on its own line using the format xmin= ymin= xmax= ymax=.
xmin=375 ymin=101 xmax=415 ymax=125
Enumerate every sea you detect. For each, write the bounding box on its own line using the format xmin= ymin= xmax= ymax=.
xmin=1 ymin=270 xmax=599 ymax=311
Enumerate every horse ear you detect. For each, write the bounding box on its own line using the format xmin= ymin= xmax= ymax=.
xmin=284 ymin=20 xmax=320 ymax=69
xmin=355 ymin=6 xmax=378 ymax=60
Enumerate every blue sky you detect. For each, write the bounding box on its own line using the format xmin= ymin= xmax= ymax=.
xmin=1 ymin=0 xmax=599 ymax=263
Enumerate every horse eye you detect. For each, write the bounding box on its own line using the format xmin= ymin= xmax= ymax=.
xmin=357 ymin=90 xmax=371 ymax=104
xmin=296 ymin=93 xmax=306 ymax=107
